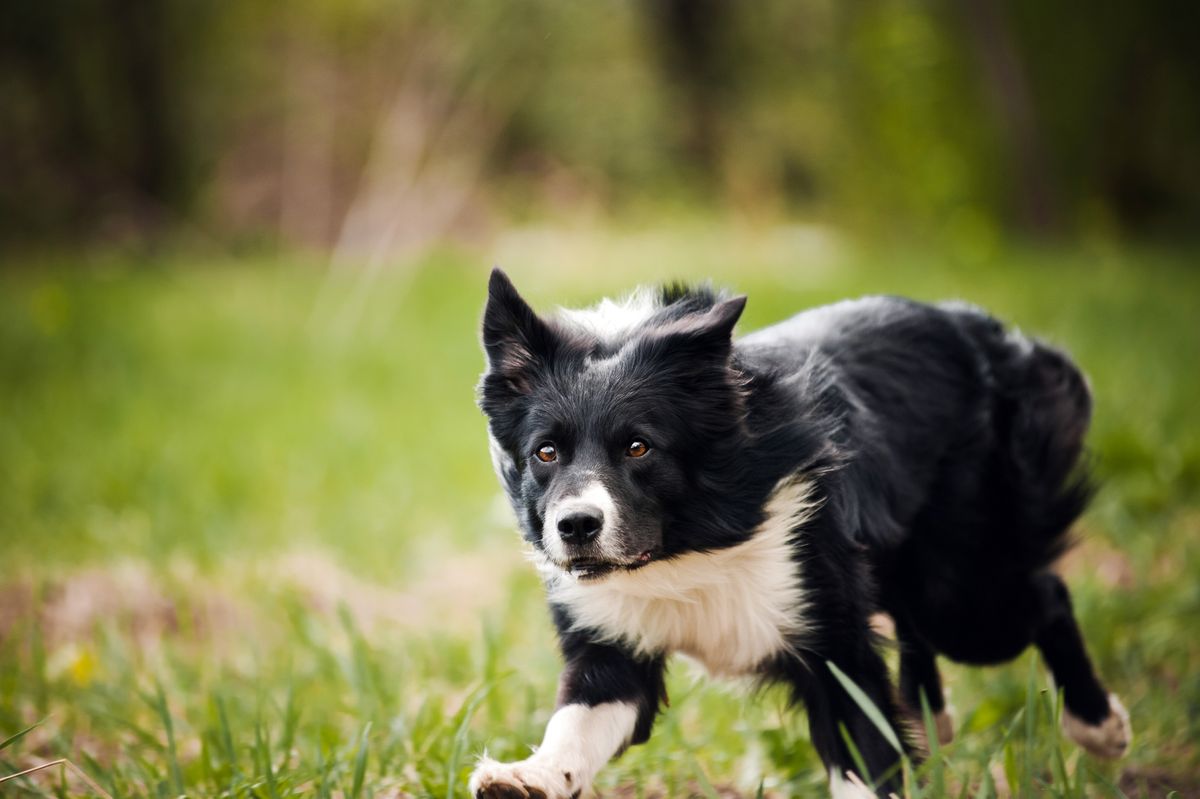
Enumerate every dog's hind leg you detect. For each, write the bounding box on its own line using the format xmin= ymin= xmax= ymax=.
xmin=1033 ymin=572 xmax=1131 ymax=759
xmin=894 ymin=618 xmax=954 ymax=750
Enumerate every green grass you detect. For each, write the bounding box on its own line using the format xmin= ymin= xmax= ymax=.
xmin=1 ymin=230 xmax=1199 ymax=797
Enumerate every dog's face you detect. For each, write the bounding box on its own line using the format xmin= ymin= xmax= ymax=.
xmin=477 ymin=269 xmax=748 ymax=580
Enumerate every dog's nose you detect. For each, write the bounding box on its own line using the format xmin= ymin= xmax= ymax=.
xmin=557 ymin=507 xmax=603 ymax=544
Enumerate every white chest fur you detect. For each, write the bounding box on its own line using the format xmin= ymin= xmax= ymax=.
xmin=545 ymin=478 xmax=817 ymax=677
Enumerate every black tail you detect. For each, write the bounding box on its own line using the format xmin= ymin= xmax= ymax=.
xmin=949 ymin=306 xmax=1096 ymax=569
xmin=996 ymin=332 xmax=1095 ymax=567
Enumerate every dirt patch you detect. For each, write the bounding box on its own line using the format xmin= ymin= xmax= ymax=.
xmin=0 ymin=560 xmax=198 ymax=650
xmin=0 ymin=545 xmax=523 ymax=656
xmin=267 ymin=545 xmax=520 ymax=634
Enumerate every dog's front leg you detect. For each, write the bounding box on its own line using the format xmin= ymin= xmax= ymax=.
xmin=470 ymin=635 xmax=666 ymax=799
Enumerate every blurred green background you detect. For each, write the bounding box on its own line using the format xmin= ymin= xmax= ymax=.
xmin=4 ymin=0 xmax=1200 ymax=247
xmin=1 ymin=1 xmax=1198 ymax=797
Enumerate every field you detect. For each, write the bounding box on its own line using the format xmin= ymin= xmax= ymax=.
xmin=2 ymin=229 xmax=1198 ymax=797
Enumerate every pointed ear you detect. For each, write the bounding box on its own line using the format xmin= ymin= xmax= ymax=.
xmin=631 ymin=294 xmax=746 ymax=371
xmin=696 ymin=295 xmax=747 ymax=342
xmin=659 ymin=294 xmax=746 ymax=353
xmin=480 ymin=267 xmax=557 ymax=397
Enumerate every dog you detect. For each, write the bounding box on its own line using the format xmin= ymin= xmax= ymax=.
xmin=469 ymin=269 xmax=1131 ymax=798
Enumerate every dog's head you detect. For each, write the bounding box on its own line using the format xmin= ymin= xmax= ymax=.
xmin=477 ymin=269 xmax=750 ymax=581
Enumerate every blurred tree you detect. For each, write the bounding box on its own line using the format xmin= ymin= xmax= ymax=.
xmin=960 ymin=0 xmax=1058 ymax=234
xmin=1 ymin=0 xmax=1197 ymax=249
xmin=1010 ymin=0 xmax=1200 ymax=234
xmin=643 ymin=0 xmax=740 ymax=189
xmin=0 ymin=0 xmax=215 ymax=240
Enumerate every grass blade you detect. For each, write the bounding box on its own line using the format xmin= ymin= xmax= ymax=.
xmin=0 ymin=759 xmax=114 ymax=799
xmin=972 ymin=764 xmax=995 ymax=799
xmin=445 ymin=684 xmax=492 ymax=799
xmin=920 ymin=691 xmax=945 ymax=797
xmin=256 ymin=719 xmax=280 ymax=799
xmin=826 ymin=660 xmax=903 ymax=754
xmin=0 ymin=719 xmax=45 ymax=752
xmin=1083 ymin=762 xmax=1129 ymax=799
xmin=691 ymin=757 xmax=721 ymax=799
xmin=1022 ymin=654 xmax=1038 ymax=798
xmin=215 ymin=694 xmax=239 ymax=789
xmin=280 ymin=680 xmax=301 ymax=769
xmin=316 ymin=744 xmax=334 ymax=799
xmin=838 ymin=722 xmax=872 ymax=786
xmin=153 ymin=683 xmax=185 ymax=796
xmin=350 ymin=721 xmax=372 ymax=799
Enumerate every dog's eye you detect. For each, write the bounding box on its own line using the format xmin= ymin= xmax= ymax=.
xmin=626 ymin=440 xmax=649 ymax=458
xmin=535 ymin=443 xmax=558 ymax=463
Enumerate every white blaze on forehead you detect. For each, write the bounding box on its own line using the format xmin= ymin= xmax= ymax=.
xmin=547 ymin=476 xmax=818 ymax=677
xmin=469 ymin=701 xmax=638 ymax=798
xmin=556 ymin=287 xmax=661 ymax=342
xmin=544 ymin=481 xmax=621 ymax=562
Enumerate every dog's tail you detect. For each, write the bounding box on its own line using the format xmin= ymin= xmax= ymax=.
xmin=949 ymin=305 xmax=1095 ymax=569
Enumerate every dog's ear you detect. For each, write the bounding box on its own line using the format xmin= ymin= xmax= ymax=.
xmin=652 ymin=294 xmax=747 ymax=358
xmin=695 ymin=295 xmax=747 ymax=343
xmin=480 ymin=267 xmax=557 ymax=399
xmin=627 ymin=294 xmax=746 ymax=384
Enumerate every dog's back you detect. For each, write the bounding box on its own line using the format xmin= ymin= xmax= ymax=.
xmin=745 ymin=296 xmax=1096 ymax=667
xmin=740 ymin=296 xmax=1092 ymax=568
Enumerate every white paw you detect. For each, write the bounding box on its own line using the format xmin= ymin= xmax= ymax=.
xmin=1062 ymin=693 xmax=1131 ymax=759
xmin=468 ymin=756 xmax=581 ymax=799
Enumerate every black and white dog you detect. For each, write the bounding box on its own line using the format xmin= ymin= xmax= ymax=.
xmin=470 ymin=269 xmax=1131 ymax=798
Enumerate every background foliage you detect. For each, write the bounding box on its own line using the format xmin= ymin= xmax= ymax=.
xmin=3 ymin=0 xmax=1198 ymax=248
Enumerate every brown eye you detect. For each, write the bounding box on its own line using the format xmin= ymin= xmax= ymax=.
xmin=535 ymin=443 xmax=557 ymax=463
xmin=626 ymin=440 xmax=649 ymax=458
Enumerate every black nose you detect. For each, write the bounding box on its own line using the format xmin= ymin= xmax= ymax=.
xmin=557 ymin=507 xmax=604 ymax=544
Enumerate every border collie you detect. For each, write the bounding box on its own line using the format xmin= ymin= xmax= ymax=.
xmin=470 ymin=269 xmax=1130 ymax=798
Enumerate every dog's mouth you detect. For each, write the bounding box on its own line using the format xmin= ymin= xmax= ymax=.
xmin=564 ymin=550 xmax=655 ymax=581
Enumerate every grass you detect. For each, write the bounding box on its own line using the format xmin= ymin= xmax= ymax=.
xmin=1 ymin=228 xmax=1198 ymax=797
